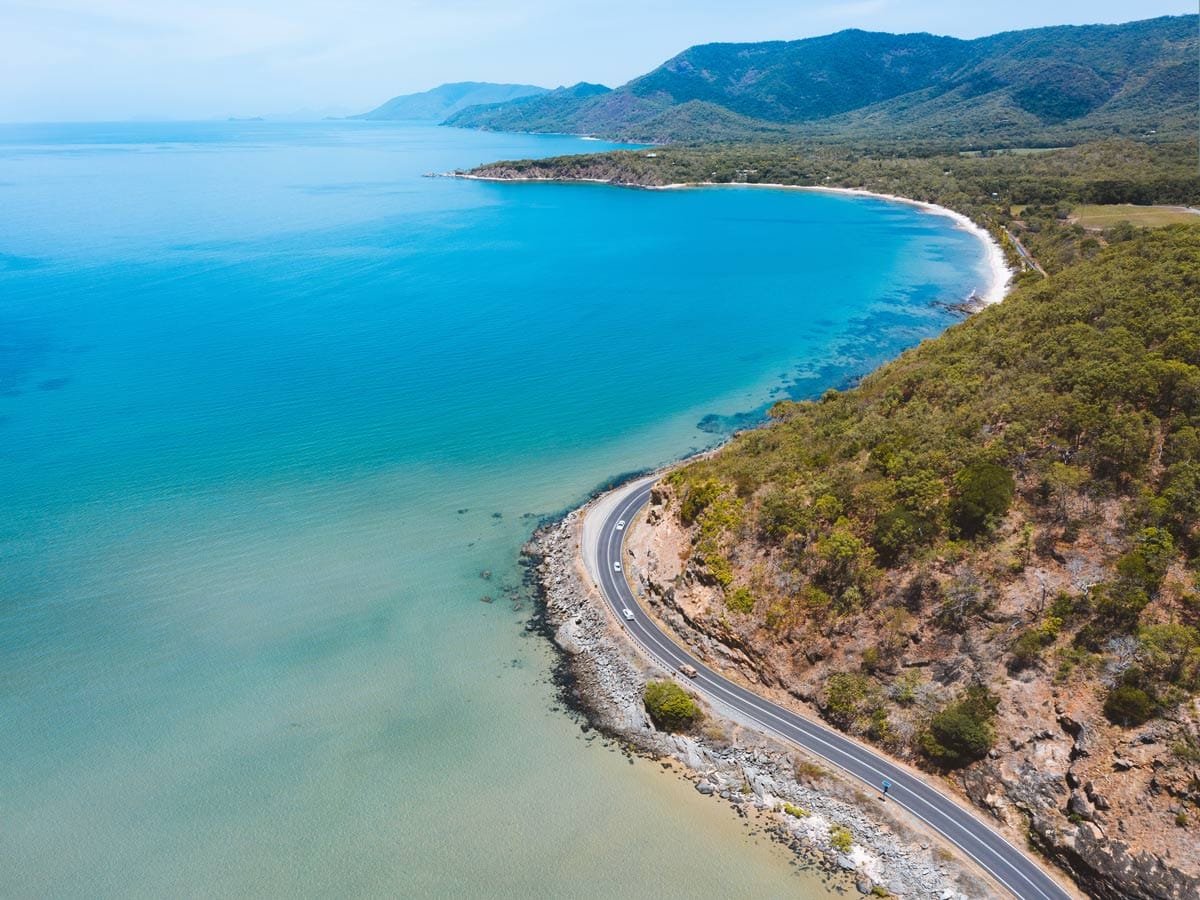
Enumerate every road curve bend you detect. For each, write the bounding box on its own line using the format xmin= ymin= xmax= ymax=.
xmin=587 ymin=477 xmax=1074 ymax=900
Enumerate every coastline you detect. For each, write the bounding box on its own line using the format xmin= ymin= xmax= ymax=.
xmin=449 ymin=173 xmax=1014 ymax=307
xmin=525 ymin=490 xmax=999 ymax=900
xmin=491 ymin=169 xmax=1018 ymax=896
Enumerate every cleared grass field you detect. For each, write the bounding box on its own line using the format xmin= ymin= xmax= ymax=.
xmin=1074 ymin=204 xmax=1200 ymax=228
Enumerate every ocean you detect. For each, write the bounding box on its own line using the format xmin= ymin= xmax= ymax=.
xmin=0 ymin=121 xmax=990 ymax=897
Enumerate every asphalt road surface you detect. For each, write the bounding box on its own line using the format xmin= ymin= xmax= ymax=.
xmin=591 ymin=478 xmax=1073 ymax=900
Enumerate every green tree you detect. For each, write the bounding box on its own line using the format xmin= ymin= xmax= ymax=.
xmin=920 ymin=686 xmax=999 ymax=767
xmin=872 ymin=506 xmax=936 ymax=563
xmin=1103 ymin=684 xmax=1155 ymax=727
xmin=951 ymin=463 xmax=1015 ymax=537
xmin=643 ymin=680 xmax=703 ymax=732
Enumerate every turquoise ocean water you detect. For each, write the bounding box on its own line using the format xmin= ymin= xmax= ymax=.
xmin=0 ymin=122 xmax=990 ymax=897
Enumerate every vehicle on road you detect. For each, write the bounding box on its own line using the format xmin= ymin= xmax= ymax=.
xmin=622 ymin=608 xmax=634 ymax=621
xmin=590 ymin=481 xmax=1073 ymax=900
xmin=616 ymin=520 xmax=625 ymax=530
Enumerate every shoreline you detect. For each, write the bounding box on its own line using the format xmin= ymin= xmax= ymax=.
xmin=447 ymin=172 xmax=1014 ymax=307
xmin=524 ymin=489 xmax=999 ymax=900
xmin=494 ymin=168 xmax=1018 ymax=896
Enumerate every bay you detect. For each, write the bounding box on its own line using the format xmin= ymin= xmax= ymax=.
xmin=0 ymin=121 xmax=989 ymax=897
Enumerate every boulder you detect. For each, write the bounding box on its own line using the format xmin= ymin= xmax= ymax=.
xmin=1068 ymin=792 xmax=1096 ymax=822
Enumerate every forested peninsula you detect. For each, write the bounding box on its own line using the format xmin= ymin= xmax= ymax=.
xmin=489 ymin=134 xmax=1200 ymax=899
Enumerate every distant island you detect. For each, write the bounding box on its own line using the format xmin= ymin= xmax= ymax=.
xmin=349 ymin=82 xmax=550 ymax=121
xmin=446 ymin=15 xmax=1197 ymax=145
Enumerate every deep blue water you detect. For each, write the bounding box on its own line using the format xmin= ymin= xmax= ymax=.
xmin=0 ymin=121 xmax=988 ymax=897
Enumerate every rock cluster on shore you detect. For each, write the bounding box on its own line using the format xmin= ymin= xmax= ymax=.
xmin=525 ymin=506 xmax=999 ymax=900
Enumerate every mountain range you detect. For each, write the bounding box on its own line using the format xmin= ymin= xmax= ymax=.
xmin=350 ymin=82 xmax=549 ymax=121
xmin=444 ymin=15 xmax=1198 ymax=145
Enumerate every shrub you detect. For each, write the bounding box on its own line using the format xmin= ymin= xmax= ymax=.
xmin=951 ymin=462 xmax=1015 ymax=537
xmin=783 ymin=803 xmax=809 ymax=818
xmin=861 ymin=646 xmax=881 ymax=672
xmin=1078 ymin=581 xmax=1150 ymax=646
xmin=794 ymin=760 xmax=828 ymax=782
xmin=829 ymin=825 xmax=853 ymax=853
xmin=920 ymin=685 xmax=999 ymax=767
xmin=702 ymin=551 xmax=734 ymax=587
xmin=678 ymin=478 xmax=724 ymax=525
xmin=643 ymin=680 xmax=703 ymax=732
xmin=1009 ymin=617 xmax=1062 ymax=671
xmin=1009 ymin=629 xmax=1047 ymax=670
xmin=872 ymin=506 xmax=935 ymax=563
xmin=1116 ymin=527 xmax=1175 ymax=596
xmin=823 ymin=672 xmax=877 ymax=729
xmin=1102 ymin=684 xmax=1155 ymax=727
xmin=726 ymin=586 xmax=755 ymax=614
xmin=813 ymin=519 xmax=876 ymax=592
xmin=1139 ymin=623 xmax=1200 ymax=690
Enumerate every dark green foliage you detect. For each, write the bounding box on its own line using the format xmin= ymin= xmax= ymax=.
xmin=921 ymin=686 xmax=999 ymax=767
xmin=1010 ymin=629 xmax=1052 ymax=671
xmin=449 ymin=16 xmax=1198 ymax=145
xmin=872 ymin=506 xmax=936 ymax=563
xmin=951 ymin=463 xmax=1015 ymax=537
xmin=643 ymin=680 xmax=703 ymax=731
xmin=1140 ymin=624 xmax=1200 ymax=692
xmin=676 ymin=477 xmax=724 ymax=525
xmin=1077 ymin=582 xmax=1151 ymax=648
xmin=1103 ymin=684 xmax=1156 ymax=726
xmin=1116 ymin=528 xmax=1175 ymax=596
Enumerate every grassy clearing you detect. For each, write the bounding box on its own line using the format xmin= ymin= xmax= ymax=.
xmin=1074 ymin=204 xmax=1200 ymax=228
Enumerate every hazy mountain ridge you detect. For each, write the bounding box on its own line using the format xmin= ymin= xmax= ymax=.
xmin=447 ymin=16 xmax=1198 ymax=144
xmin=350 ymin=82 xmax=549 ymax=121
xmin=443 ymin=82 xmax=613 ymax=131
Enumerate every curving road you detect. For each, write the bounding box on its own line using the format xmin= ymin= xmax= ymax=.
xmin=589 ymin=477 xmax=1073 ymax=900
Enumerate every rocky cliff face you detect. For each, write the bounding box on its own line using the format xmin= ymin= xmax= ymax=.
xmin=626 ymin=484 xmax=1200 ymax=900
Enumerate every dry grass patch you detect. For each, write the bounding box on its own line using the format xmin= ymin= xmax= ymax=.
xmin=1074 ymin=204 xmax=1199 ymax=228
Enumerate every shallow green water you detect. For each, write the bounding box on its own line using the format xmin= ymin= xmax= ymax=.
xmin=0 ymin=121 xmax=989 ymax=897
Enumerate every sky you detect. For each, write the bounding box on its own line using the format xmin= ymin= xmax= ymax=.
xmin=2 ymin=0 xmax=1196 ymax=121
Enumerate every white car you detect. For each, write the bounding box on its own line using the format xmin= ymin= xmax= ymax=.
xmin=622 ymin=608 xmax=634 ymax=621
xmin=613 ymin=561 xmax=621 ymax=572
xmin=616 ymin=520 xmax=625 ymax=530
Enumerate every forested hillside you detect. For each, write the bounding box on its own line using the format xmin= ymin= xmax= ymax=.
xmin=638 ymin=227 xmax=1200 ymax=898
xmin=447 ymin=16 xmax=1198 ymax=145
xmin=474 ymin=131 xmax=1200 ymax=895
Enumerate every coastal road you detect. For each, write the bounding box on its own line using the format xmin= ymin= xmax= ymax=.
xmin=588 ymin=477 xmax=1073 ymax=900
xmin=1001 ymin=225 xmax=1047 ymax=277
